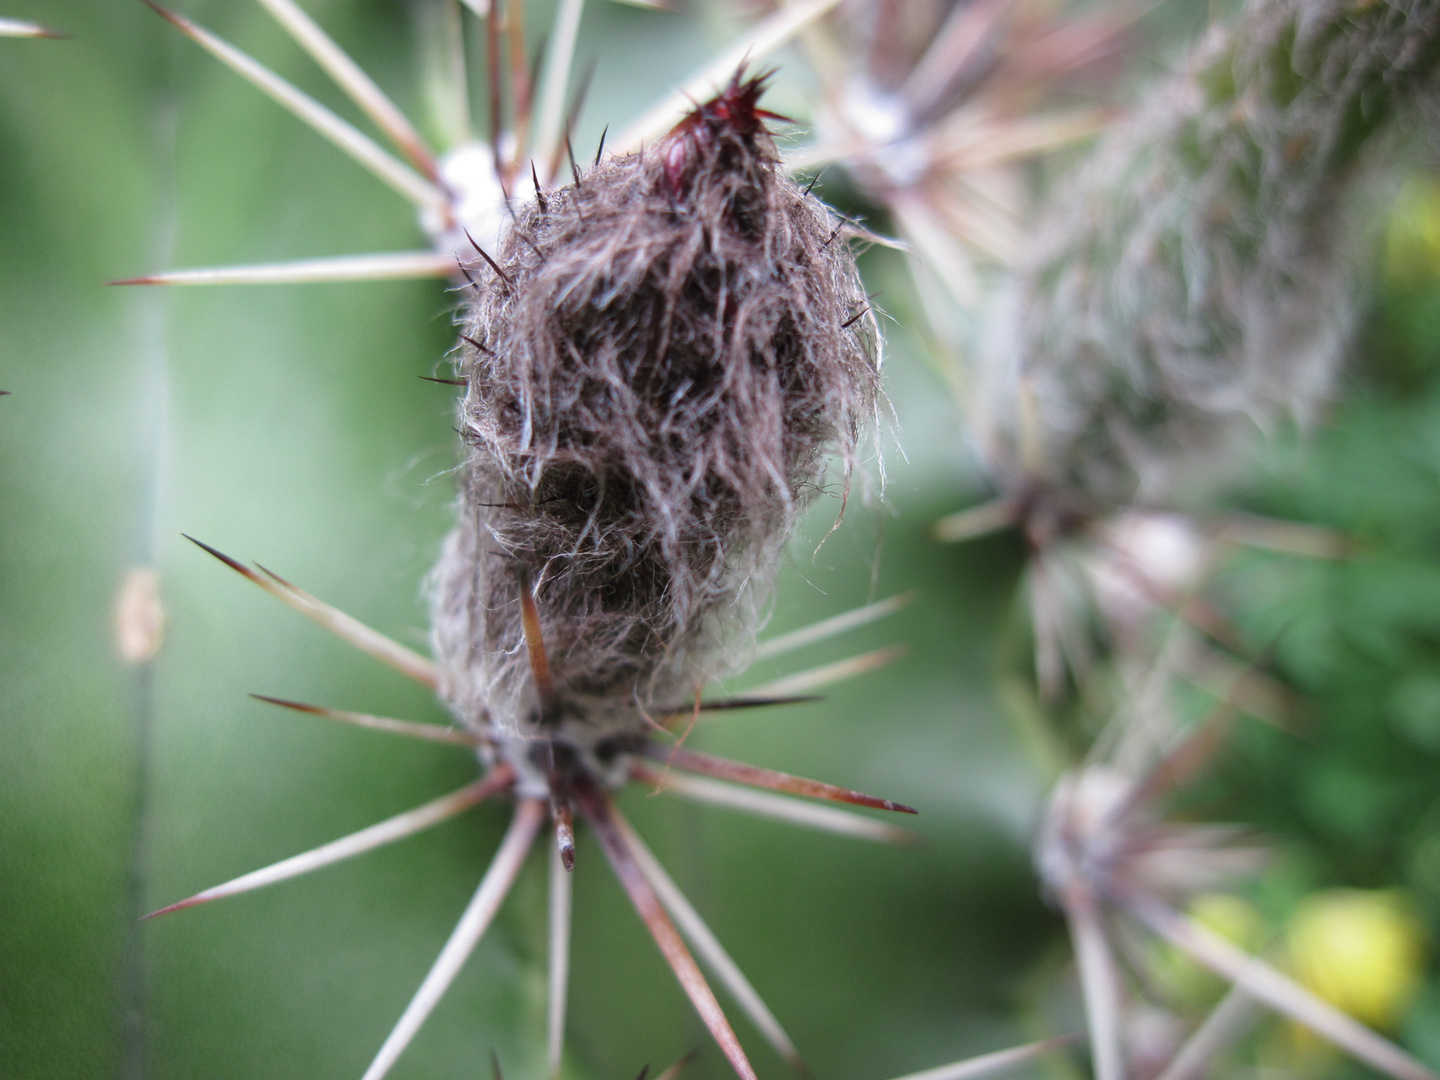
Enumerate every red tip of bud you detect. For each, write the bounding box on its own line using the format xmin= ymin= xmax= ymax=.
xmin=660 ymin=66 xmax=781 ymax=196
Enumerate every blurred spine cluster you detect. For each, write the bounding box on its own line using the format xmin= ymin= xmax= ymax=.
xmin=921 ymin=1 xmax=1440 ymax=1078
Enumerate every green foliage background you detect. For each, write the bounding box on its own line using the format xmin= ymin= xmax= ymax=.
xmin=1 ymin=2 xmax=1437 ymax=1079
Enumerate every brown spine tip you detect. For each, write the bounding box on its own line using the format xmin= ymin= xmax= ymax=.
xmin=517 ymin=567 xmax=558 ymax=716
xmin=687 ymin=694 xmax=824 ymax=713
xmin=574 ymin=779 xmax=760 ymax=1080
xmin=652 ymin=746 xmax=919 ymax=815
xmin=143 ymin=893 xmax=208 ymax=920
xmin=464 ymin=230 xmax=513 ymax=286
xmin=141 ymin=0 xmax=190 ymax=32
xmin=455 ymin=256 xmax=483 ymax=292
xmin=182 ymin=534 xmax=261 ymax=583
xmin=654 ymin=1049 xmax=701 ymax=1080
xmin=248 ymin=693 xmax=324 ymax=716
xmin=105 ymin=276 xmax=162 ymax=286
xmin=252 ymin=562 xmax=299 ymax=590
xmin=564 ymin=131 xmax=582 ymax=184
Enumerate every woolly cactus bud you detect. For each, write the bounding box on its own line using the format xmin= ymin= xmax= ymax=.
xmin=432 ymin=70 xmax=880 ymax=796
xmin=138 ymin=30 xmax=905 ymax=1076
xmin=977 ymin=0 xmax=1440 ymax=508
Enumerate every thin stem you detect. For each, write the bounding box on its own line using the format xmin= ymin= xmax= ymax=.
xmin=754 ymin=593 xmax=913 ymax=661
xmin=652 ymin=695 xmax=822 ymax=723
xmin=611 ymin=807 xmax=809 ymax=1075
xmin=360 ymin=798 xmax=545 ymax=1080
xmin=547 ymin=842 xmax=573 ymax=1080
xmin=249 ymin=694 xmax=481 ymax=747
xmin=744 ymin=645 xmax=906 ymax=699
xmin=0 ymin=18 xmax=64 ymax=37
xmin=930 ymin=110 xmax=1111 ymax=174
xmin=648 ymin=746 xmax=916 ymax=814
xmin=506 ymin=0 xmax=532 ymax=160
xmin=882 ymin=1033 xmax=1084 ymax=1080
xmin=144 ymin=3 xmax=446 ymax=214
xmin=1063 ymin=883 xmax=1126 ymax=1080
xmin=900 ymin=0 xmax=1010 ymax=117
xmin=109 ymin=251 xmax=454 ymax=286
xmin=484 ymin=0 xmax=503 ymax=165
xmin=254 ymin=0 xmax=439 ymax=179
xmin=146 ymin=768 xmax=513 ymax=918
xmin=1152 ymin=985 xmax=1258 ymax=1080
xmin=436 ymin=0 xmax=473 ymax=146
xmin=532 ymin=0 xmax=584 ymax=169
xmin=932 ymin=497 xmax=1019 ymax=543
xmin=633 ymin=765 xmax=913 ymax=845
xmin=574 ymin=780 xmax=758 ymax=1080
xmin=1208 ymin=511 xmax=1353 ymax=559
xmin=654 ymin=1051 xmax=701 ymax=1080
xmin=184 ymin=536 xmax=438 ymax=689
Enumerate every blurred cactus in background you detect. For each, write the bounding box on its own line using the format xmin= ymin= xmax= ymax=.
xmin=977 ymin=0 xmax=1440 ymax=507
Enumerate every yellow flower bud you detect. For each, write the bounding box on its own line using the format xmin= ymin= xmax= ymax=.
xmin=1287 ymin=889 xmax=1427 ymax=1029
xmin=1387 ymin=178 xmax=1440 ymax=286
